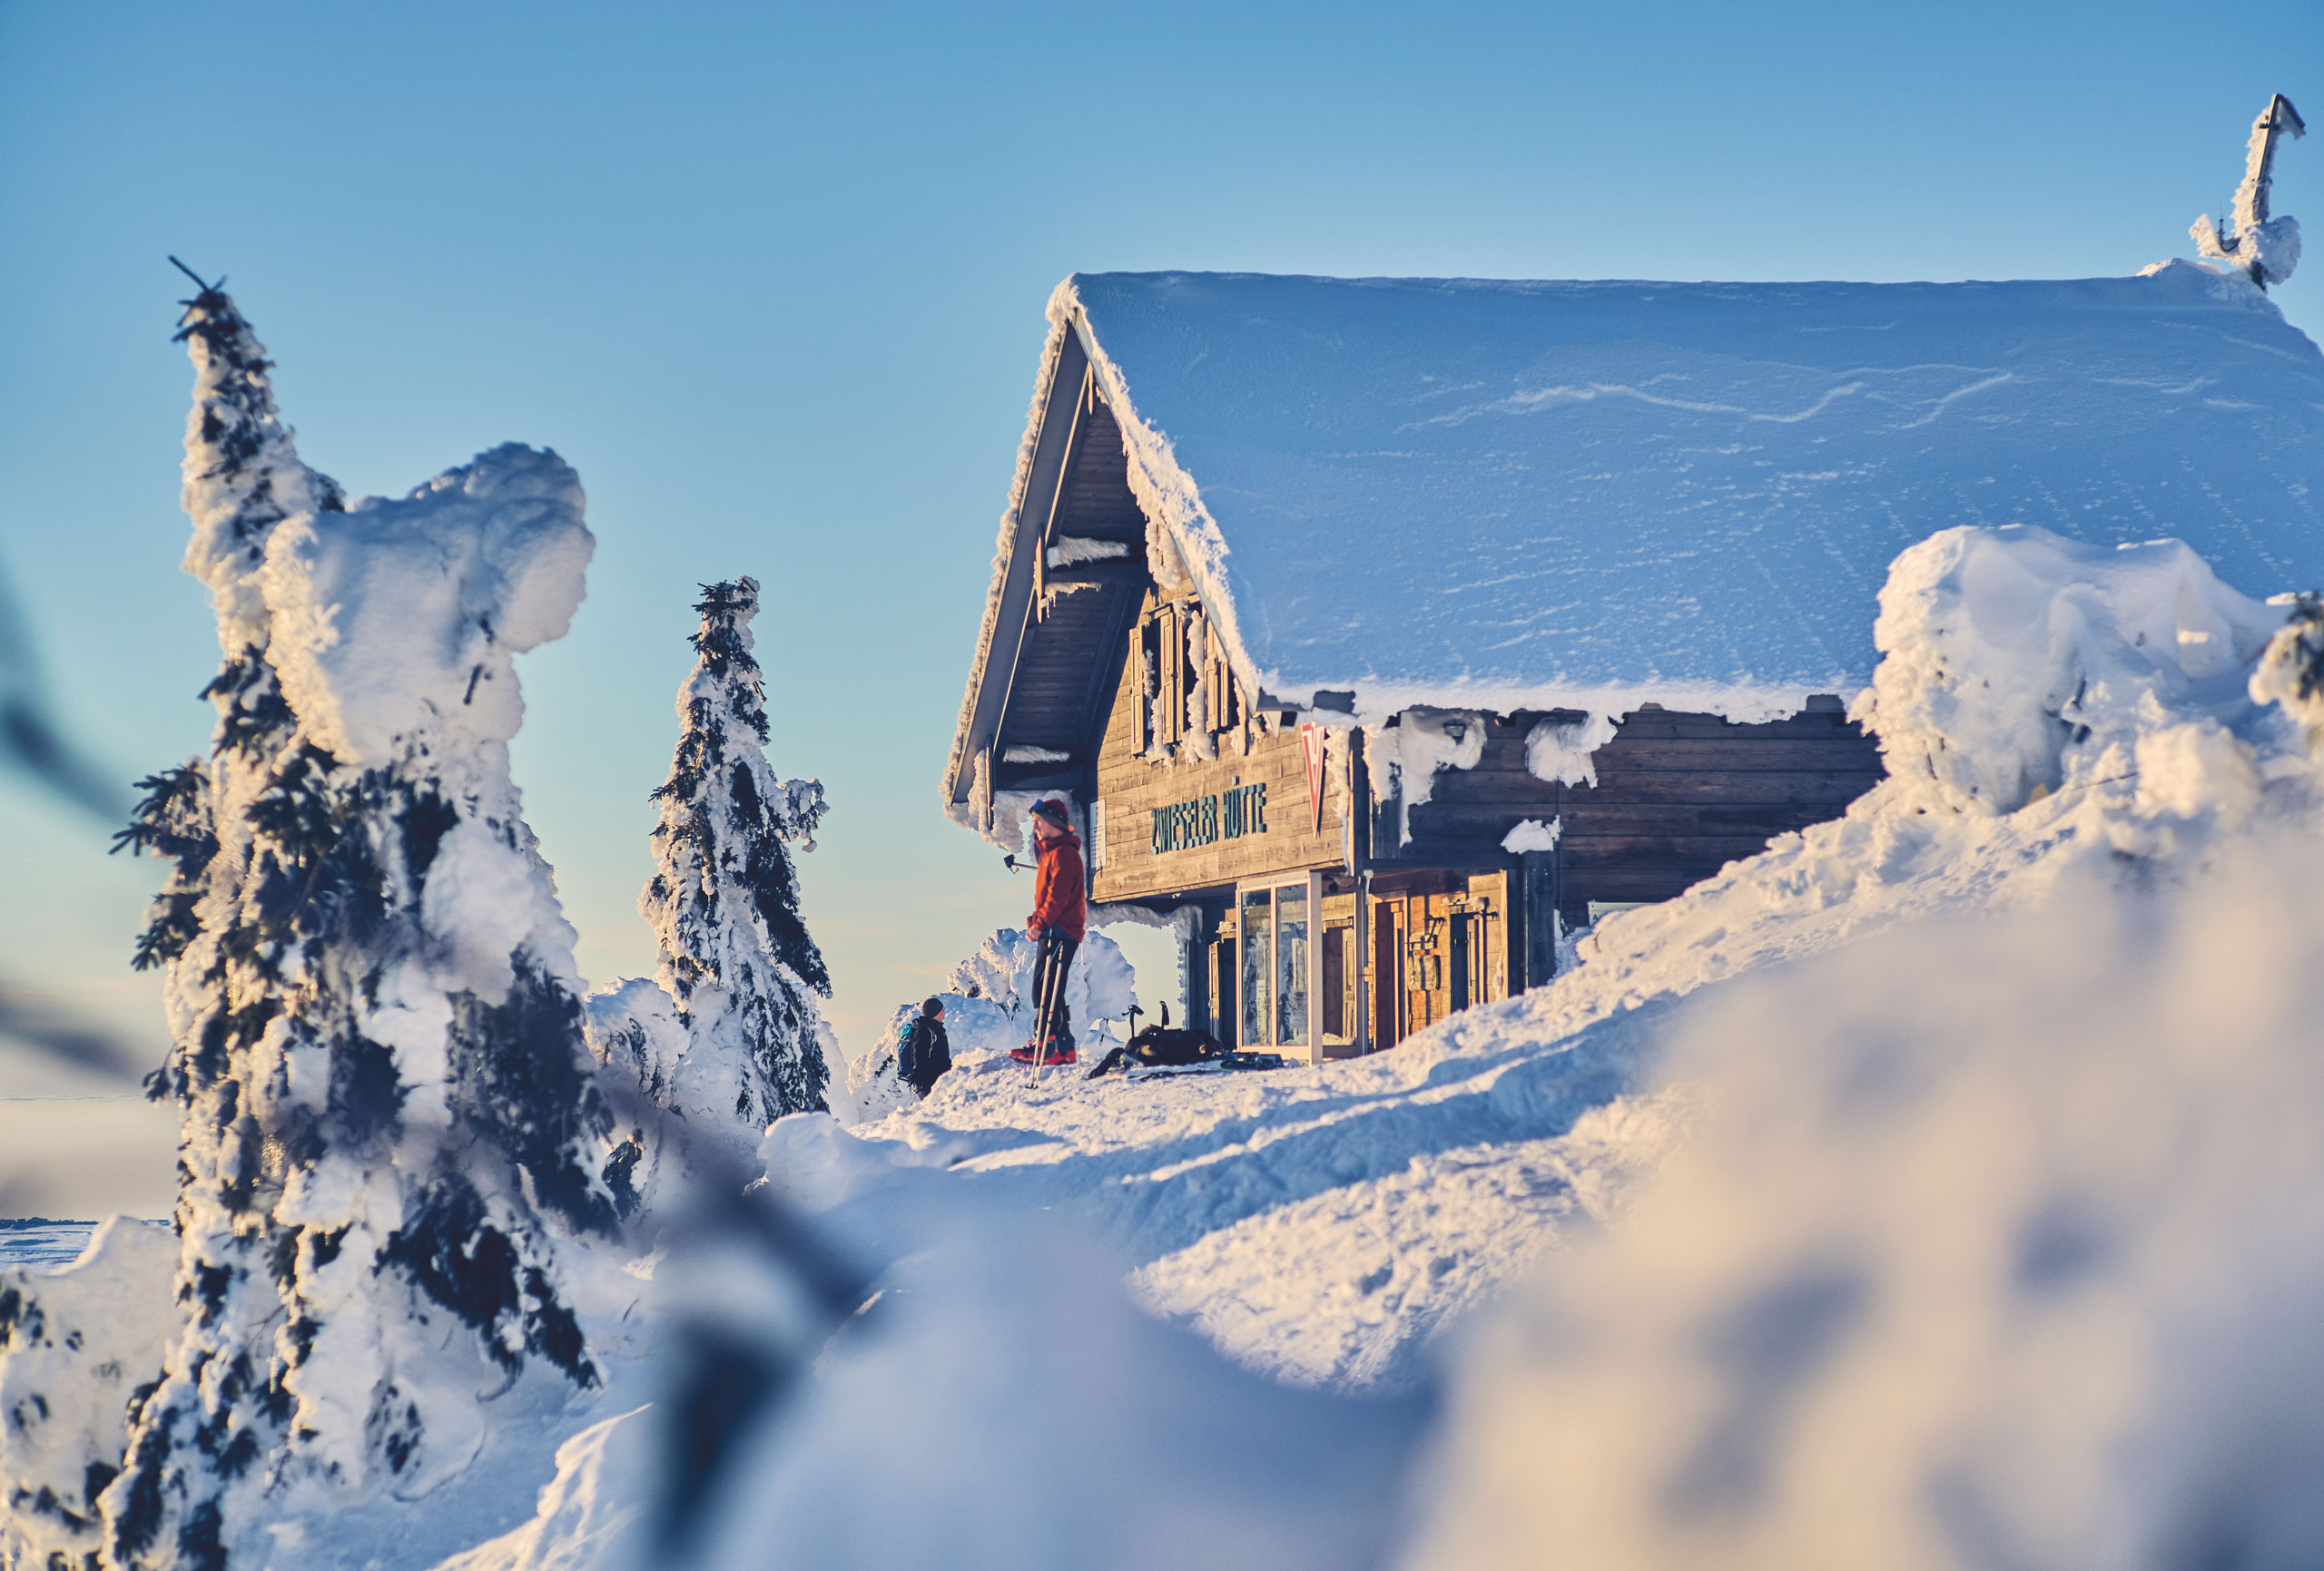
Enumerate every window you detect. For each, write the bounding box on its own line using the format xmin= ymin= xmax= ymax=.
xmin=1137 ymin=598 xmax=1241 ymax=756
xmin=1320 ymin=926 xmax=1346 ymax=1039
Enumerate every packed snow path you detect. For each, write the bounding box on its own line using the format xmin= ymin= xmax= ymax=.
xmin=827 ymin=1007 xmax=1679 ymax=1389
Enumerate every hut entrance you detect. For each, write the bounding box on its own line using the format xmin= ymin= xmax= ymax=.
xmin=1246 ymin=869 xmax=1338 ymax=1055
xmin=1372 ymin=873 xmax=1512 ymax=1048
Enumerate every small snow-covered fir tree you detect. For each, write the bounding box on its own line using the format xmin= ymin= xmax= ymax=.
xmin=103 ymin=276 xmax=618 ymax=1569
xmin=637 ymin=579 xmax=832 ymax=1135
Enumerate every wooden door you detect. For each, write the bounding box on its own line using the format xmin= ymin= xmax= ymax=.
xmin=1372 ymin=874 xmax=1512 ymax=1049
xmin=1205 ymin=934 xmax=1236 ymax=1041
xmin=1399 ymin=892 xmax=1454 ymax=1039
xmin=1447 ymin=873 xmax=1508 ymax=1011
xmin=1372 ymin=898 xmax=1398 ymax=1049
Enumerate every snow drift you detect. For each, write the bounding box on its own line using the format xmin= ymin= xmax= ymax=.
xmin=1410 ymin=839 xmax=2324 ymax=1571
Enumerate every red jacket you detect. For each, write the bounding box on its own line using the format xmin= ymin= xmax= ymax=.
xmin=1028 ymin=828 xmax=1087 ymax=943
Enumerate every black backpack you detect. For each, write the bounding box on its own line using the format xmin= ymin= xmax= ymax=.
xmin=1125 ymin=1023 xmax=1222 ymax=1066
xmin=1085 ymin=1006 xmax=1226 ymax=1077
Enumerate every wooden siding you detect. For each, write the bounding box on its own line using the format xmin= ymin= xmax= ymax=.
xmin=1091 ymin=601 xmax=1351 ymax=902
xmin=1400 ymin=705 xmax=1884 ymax=927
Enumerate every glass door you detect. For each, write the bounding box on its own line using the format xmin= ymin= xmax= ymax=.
xmin=1275 ymin=883 xmax=1308 ymax=1048
xmin=1237 ymin=879 xmax=1315 ymax=1056
xmin=1239 ymin=887 xmax=1271 ymax=1048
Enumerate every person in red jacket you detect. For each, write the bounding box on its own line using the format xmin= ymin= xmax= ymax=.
xmin=1010 ymin=798 xmax=1086 ymax=1066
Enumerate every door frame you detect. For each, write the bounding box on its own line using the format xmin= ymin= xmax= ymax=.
xmin=1232 ymin=869 xmax=1325 ymax=1065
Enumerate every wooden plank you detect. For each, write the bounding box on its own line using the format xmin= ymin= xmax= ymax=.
xmin=1043 ymin=562 xmax=1145 ymax=586
xmin=1472 ymin=710 xmax=1865 ymax=742
xmin=1426 ymin=791 xmax=1872 ymax=821
xmin=1423 ymin=769 xmax=1884 ymax=809
xmin=1559 ymin=835 xmax=1796 ymax=860
xmin=1590 ymin=713 xmax=1863 ymax=741
xmin=1457 ymin=744 xmax=1885 ymax=776
xmin=1413 ymin=811 xmax=1859 ymax=847
xmin=1550 ymin=738 xmax=1886 ymax=771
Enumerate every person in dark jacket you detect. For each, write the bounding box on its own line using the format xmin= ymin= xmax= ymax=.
xmin=1010 ymin=799 xmax=1086 ymax=1066
xmin=899 ymin=997 xmax=951 ymax=1097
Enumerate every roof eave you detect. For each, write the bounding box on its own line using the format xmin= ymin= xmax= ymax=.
xmin=940 ymin=287 xmax=1097 ymax=822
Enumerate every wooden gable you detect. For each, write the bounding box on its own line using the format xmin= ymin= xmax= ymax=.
xmin=1090 ymin=586 xmax=1354 ymax=904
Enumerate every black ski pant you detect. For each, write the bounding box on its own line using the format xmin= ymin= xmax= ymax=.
xmin=1029 ymin=928 xmax=1078 ymax=1054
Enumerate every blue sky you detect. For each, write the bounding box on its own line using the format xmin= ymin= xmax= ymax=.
xmin=0 ymin=0 xmax=2318 ymax=1062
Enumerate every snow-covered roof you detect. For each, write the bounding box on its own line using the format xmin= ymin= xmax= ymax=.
xmin=944 ymin=261 xmax=2324 ymax=820
xmin=1070 ymin=263 xmax=2324 ymax=720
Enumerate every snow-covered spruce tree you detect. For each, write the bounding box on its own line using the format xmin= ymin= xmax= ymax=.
xmin=103 ymin=278 xmax=619 ymax=1569
xmin=2251 ymin=591 xmax=2324 ymax=751
xmin=637 ymin=579 xmax=832 ymax=1137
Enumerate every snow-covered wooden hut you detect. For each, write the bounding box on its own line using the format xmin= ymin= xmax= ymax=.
xmin=945 ymin=265 xmax=2324 ymax=1062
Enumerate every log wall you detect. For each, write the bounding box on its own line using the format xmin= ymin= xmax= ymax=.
xmin=1400 ymin=705 xmax=1885 ymax=929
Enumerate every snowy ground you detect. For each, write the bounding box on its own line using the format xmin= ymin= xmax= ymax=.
xmin=15 ymin=518 xmax=2324 ymax=1571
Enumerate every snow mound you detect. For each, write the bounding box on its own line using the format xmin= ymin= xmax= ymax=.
xmin=1410 ymin=836 xmax=2324 ymax=1571
xmin=842 ymin=928 xmax=1139 ymax=1118
xmin=429 ymin=1407 xmax=652 ymax=1571
xmin=1857 ymin=525 xmax=2280 ymax=815
xmin=942 ymin=925 xmax=1137 ymax=1028
xmin=691 ymin=1207 xmax=1426 ymax=1571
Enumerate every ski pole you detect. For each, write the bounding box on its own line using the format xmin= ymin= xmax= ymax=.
xmin=1030 ymin=930 xmax=1068 ymax=1083
xmin=1025 ymin=930 xmax=1049 ymax=1084
xmin=1031 ymin=932 xmax=1060 ymax=1080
